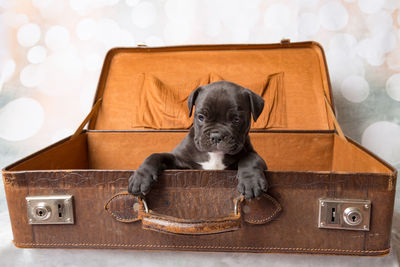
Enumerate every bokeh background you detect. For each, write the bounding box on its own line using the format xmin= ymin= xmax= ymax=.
xmin=0 ymin=0 xmax=399 ymax=266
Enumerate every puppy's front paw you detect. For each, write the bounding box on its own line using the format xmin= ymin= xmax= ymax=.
xmin=128 ymin=164 xmax=158 ymax=196
xmin=237 ymin=169 xmax=268 ymax=199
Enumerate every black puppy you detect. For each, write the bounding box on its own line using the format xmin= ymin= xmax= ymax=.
xmin=128 ymin=81 xmax=268 ymax=199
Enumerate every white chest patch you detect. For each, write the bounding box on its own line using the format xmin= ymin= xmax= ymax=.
xmin=199 ymin=152 xmax=227 ymax=170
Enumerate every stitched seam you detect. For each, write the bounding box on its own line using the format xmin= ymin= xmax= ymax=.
xmin=245 ymin=195 xmax=282 ymax=224
xmin=105 ymin=193 xmax=139 ymax=222
xmin=246 ymin=206 xmax=282 ymax=224
xmin=13 ymin=242 xmax=389 ymax=253
xmin=143 ymin=214 xmax=240 ymax=224
xmin=143 ymin=224 xmax=240 ymax=235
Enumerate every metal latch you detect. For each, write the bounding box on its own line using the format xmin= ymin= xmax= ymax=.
xmin=318 ymin=198 xmax=371 ymax=231
xmin=280 ymin=39 xmax=291 ymax=45
xmin=26 ymin=195 xmax=74 ymax=224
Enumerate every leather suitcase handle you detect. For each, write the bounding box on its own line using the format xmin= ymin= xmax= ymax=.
xmin=105 ymin=192 xmax=282 ymax=235
xmin=137 ymin=196 xmax=244 ymax=235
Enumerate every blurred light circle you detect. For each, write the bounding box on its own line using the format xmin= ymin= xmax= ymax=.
xmin=297 ymin=0 xmax=320 ymax=7
xmin=32 ymin=0 xmax=51 ymax=9
xmin=298 ymin=12 xmax=320 ymax=36
xmin=356 ymin=38 xmax=385 ymax=66
xmin=126 ymin=0 xmax=140 ymax=6
xmin=163 ymin=21 xmax=191 ymax=44
xmin=326 ymin=49 xmax=365 ymax=86
xmin=69 ymin=0 xmax=89 ymax=15
xmin=131 ymin=2 xmax=156 ymax=28
xmin=80 ymin=84 xmax=97 ymax=114
xmin=1 ymin=59 xmax=16 ymax=83
xmin=165 ymin=0 xmax=195 ymax=22
xmin=104 ymin=0 xmax=119 ymax=6
xmin=356 ymin=30 xmax=396 ymax=66
xmin=84 ymin=53 xmax=102 ymax=71
xmin=0 ymin=98 xmax=45 ymax=141
xmin=144 ymin=36 xmax=164 ymax=46
xmin=204 ymin=19 xmax=221 ymax=37
xmin=20 ymin=64 xmax=45 ymax=87
xmin=329 ymin=33 xmax=357 ymax=58
xmin=76 ymin=18 xmax=97 ymax=41
xmin=2 ymin=12 xmax=29 ymax=28
xmin=263 ymin=4 xmax=297 ymax=39
xmin=340 ymin=75 xmax=369 ymax=103
xmin=27 ymin=46 xmax=47 ymax=64
xmin=318 ymin=1 xmax=348 ymax=31
xmin=232 ymin=27 xmax=250 ymax=43
xmin=17 ymin=23 xmax=41 ymax=47
xmin=387 ymin=51 xmax=400 ymax=71
xmin=38 ymin=47 xmax=84 ymax=96
xmin=45 ymin=26 xmax=70 ymax=51
xmin=95 ymin=18 xmax=122 ymax=48
xmin=35 ymin=0 xmax=67 ymax=20
xmin=119 ymin=29 xmax=135 ymax=46
xmin=358 ymin=0 xmax=384 ymax=14
xmin=263 ymin=4 xmax=292 ymax=31
xmin=366 ymin=11 xmax=392 ymax=34
xmin=51 ymin=128 xmax=74 ymax=143
xmin=356 ymin=38 xmax=372 ymax=58
xmin=374 ymin=30 xmax=397 ymax=54
xmin=362 ymin=121 xmax=400 ymax=165
xmin=386 ymin=74 xmax=400 ymax=101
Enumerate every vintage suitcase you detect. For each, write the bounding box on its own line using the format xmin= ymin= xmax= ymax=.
xmin=2 ymin=41 xmax=397 ymax=256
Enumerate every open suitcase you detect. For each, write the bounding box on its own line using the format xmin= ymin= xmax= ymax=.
xmin=2 ymin=41 xmax=397 ymax=256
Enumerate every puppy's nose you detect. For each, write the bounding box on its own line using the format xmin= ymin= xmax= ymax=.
xmin=210 ymin=132 xmax=223 ymax=144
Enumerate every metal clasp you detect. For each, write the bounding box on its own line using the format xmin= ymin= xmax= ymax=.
xmin=234 ymin=195 xmax=244 ymax=215
xmin=26 ymin=195 xmax=74 ymax=225
xmin=138 ymin=196 xmax=149 ymax=213
xmin=318 ymin=198 xmax=371 ymax=231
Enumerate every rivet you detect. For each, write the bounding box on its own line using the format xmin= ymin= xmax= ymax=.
xmin=364 ymin=204 xmax=369 ymax=209
xmin=321 ymin=202 xmax=325 ymax=207
xmin=363 ymin=225 xmax=368 ymax=230
xmin=133 ymin=203 xmax=140 ymax=212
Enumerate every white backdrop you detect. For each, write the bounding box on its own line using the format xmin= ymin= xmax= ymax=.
xmin=0 ymin=0 xmax=400 ymax=266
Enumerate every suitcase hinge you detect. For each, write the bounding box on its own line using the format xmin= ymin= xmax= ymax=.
xmin=71 ymin=98 xmax=102 ymax=140
xmin=280 ymin=39 xmax=291 ymax=47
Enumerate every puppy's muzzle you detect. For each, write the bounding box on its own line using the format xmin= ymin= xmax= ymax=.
xmin=210 ymin=132 xmax=224 ymax=144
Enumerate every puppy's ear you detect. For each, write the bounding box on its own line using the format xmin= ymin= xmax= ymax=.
xmin=247 ymin=90 xmax=264 ymax=122
xmin=188 ymin=86 xmax=202 ymax=117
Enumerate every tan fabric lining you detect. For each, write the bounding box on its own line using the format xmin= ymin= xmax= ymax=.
xmin=332 ymin=135 xmax=391 ymax=173
xmin=129 ymin=72 xmax=287 ymax=130
xmin=9 ymin=134 xmax=88 ymax=171
xmin=9 ymin=132 xmax=391 ymax=173
xmin=87 ymin=132 xmax=335 ymax=171
xmin=95 ymin=47 xmax=333 ymax=131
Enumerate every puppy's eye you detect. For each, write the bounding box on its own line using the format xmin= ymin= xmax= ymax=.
xmin=197 ymin=114 xmax=205 ymax=122
xmin=233 ymin=117 xmax=240 ymax=125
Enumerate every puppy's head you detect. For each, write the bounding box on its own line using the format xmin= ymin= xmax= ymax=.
xmin=188 ymin=81 xmax=264 ymax=155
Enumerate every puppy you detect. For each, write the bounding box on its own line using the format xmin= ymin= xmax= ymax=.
xmin=128 ymin=81 xmax=268 ymax=199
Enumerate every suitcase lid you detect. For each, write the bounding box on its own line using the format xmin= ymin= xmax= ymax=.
xmin=87 ymin=41 xmax=336 ymax=132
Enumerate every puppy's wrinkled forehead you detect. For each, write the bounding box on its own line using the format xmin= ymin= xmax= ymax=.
xmin=195 ymin=81 xmax=249 ymax=113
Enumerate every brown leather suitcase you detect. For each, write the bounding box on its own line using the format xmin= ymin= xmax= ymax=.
xmin=2 ymin=41 xmax=397 ymax=256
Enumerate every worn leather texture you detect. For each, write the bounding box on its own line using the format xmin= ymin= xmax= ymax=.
xmin=1 ymin=43 xmax=398 ymax=256
xmin=104 ymin=192 xmax=281 ymax=234
xmin=2 ymin=169 xmax=396 ymax=255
